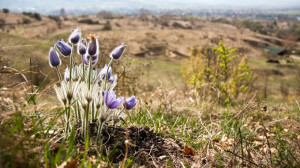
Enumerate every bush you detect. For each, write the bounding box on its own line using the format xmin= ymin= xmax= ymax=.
xmin=172 ymin=22 xmax=185 ymax=29
xmin=48 ymin=15 xmax=62 ymax=27
xmin=182 ymin=42 xmax=252 ymax=104
xmin=22 ymin=12 xmax=42 ymax=21
xmin=33 ymin=13 xmax=41 ymax=21
xmin=2 ymin=8 xmax=9 ymax=13
xmin=78 ymin=19 xmax=99 ymax=25
xmin=102 ymin=20 xmax=112 ymax=30
xmin=22 ymin=18 xmax=31 ymax=24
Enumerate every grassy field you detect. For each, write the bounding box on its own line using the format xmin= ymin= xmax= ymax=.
xmin=1 ymin=12 xmax=300 ymax=167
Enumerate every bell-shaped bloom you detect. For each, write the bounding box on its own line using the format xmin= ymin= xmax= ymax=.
xmin=55 ymin=39 xmax=72 ymax=56
xmin=104 ymin=91 xmax=124 ymax=109
xmin=77 ymin=38 xmax=87 ymax=55
xmin=64 ymin=70 xmax=69 ymax=82
xmin=108 ymin=74 xmax=117 ymax=83
xmin=110 ymin=42 xmax=126 ymax=60
xmin=87 ymin=34 xmax=99 ymax=56
xmin=123 ymin=96 xmax=137 ymax=110
xmin=99 ymin=64 xmax=111 ymax=80
xmin=68 ymin=27 xmax=81 ymax=44
xmin=49 ymin=47 xmax=61 ymax=67
xmin=83 ymin=54 xmax=98 ymax=66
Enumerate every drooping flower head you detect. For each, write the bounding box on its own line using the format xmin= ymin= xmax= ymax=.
xmin=108 ymin=74 xmax=117 ymax=83
xmin=68 ymin=27 xmax=81 ymax=44
xmin=104 ymin=91 xmax=124 ymax=109
xmin=87 ymin=34 xmax=99 ymax=56
xmin=99 ymin=64 xmax=112 ymax=80
xmin=49 ymin=47 xmax=61 ymax=67
xmin=77 ymin=38 xmax=87 ymax=55
xmin=55 ymin=39 xmax=72 ymax=56
xmin=83 ymin=54 xmax=98 ymax=66
xmin=110 ymin=42 xmax=126 ymax=60
xmin=123 ymin=96 xmax=137 ymax=110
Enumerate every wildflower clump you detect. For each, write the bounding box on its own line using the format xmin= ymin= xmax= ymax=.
xmin=48 ymin=27 xmax=136 ymax=143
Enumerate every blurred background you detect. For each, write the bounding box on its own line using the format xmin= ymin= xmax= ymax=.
xmin=0 ymin=0 xmax=300 ymax=106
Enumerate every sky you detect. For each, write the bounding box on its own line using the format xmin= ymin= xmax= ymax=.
xmin=1 ymin=0 xmax=300 ymax=13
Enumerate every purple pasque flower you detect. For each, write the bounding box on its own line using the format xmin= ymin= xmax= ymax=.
xmin=55 ymin=39 xmax=72 ymax=56
xmin=123 ymin=96 xmax=137 ymax=110
xmin=110 ymin=42 xmax=126 ymax=60
xmin=68 ymin=27 xmax=81 ymax=44
xmin=64 ymin=70 xmax=69 ymax=82
xmin=83 ymin=53 xmax=98 ymax=66
xmin=99 ymin=64 xmax=112 ymax=79
xmin=104 ymin=90 xmax=124 ymax=109
xmin=77 ymin=38 xmax=87 ymax=55
xmin=108 ymin=74 xmax=117 ymax=83
xmin=87 ymin=34 xmax=99 ymax=56
xmin=49 ymin=47 xmax=61 ymax=67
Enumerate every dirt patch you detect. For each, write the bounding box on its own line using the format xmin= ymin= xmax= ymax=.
xmin=81 ymin=124 xmax=200 ymax=167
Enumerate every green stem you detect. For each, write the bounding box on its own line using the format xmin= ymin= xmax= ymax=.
xmin=91 ymin=101 xmax=95 ymax=121
xmin=55 ymin=66 xmax=62 ymax=82
xmin=77 ymin=103 xmax=81 ymax=121
xmin=96 ymin=109 xmax=109 ymax=143
xmin=88 ymin=56 xmax=93 ymax=90
xmin=66 ymin=104 xmax=71 ymax=134
xmin=81 ymin=55 xmax=85 ymax=81
xmin=85 ymin=103 xmax=90 ymax=142
xmin=69 ymin=44 xmax=74 ymax=83
xmin=95 ymin=108 xmax=100 ymax=120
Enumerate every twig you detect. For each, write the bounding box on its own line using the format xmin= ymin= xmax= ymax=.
xmin=262 ymin=124 xmax=272 ymax=165
xmin=226 ymin=150 xmax=260 ymax=167
xmin=238 ymin=127 xmax=244 ymax=165
xmin=213 ymin=91 xmax=257 ymax=137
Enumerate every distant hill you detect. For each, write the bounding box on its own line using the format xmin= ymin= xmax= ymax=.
xmin=1 ymin=0 xmax=300 ymax=15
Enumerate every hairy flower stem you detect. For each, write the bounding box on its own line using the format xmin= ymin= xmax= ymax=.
xmin=81 ymin=55 xmax=85 ymax=81
xmin=95 ymin=108 xmax=99 ymax=120
xmin=88 ymin=56 xmax=93 ymax=90
xmin=104 ymin=58 xmax=114 ymax=90
xmin=96 ymin=109 xmax=109 ymax=143
xmin=91 ymin=101 xmax=95 ymax=121
xmin=55 ymin=67 xmax=62 ymax=82
xmin=69 ymin=44 xmax=74 ymax=84
xmin=85 ymin=103 xmax=90 ymax=142
xmin=66 ymin=103 xmax=71 ymax=134
xmin=122 ymin=109 xmax=129 ymax=168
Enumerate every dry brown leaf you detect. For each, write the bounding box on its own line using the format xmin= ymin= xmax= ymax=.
xmin=65 ymin=160 xmax=77 ymax=168
xmin=254 ymin=135 xmax=266 ymax=141
xmin=184 ymin=145 xmax=196 ymax=156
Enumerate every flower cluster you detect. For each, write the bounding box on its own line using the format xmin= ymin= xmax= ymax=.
xmin=49 ymin=27 xmax=137 ymax=142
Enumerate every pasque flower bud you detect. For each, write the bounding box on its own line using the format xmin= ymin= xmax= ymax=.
xmin=110 ymin=42 xmax=126 ymax=59
xmin=55 ymin=39 xmax=72 ymax=56
xmin=123 ymin=96 xmax=137 ymax=110
xmin=77 ymin=38 xmax=87 ymax=55
xmin=68 ymin=27 xmax=81 ymax=44
xmin=87 ymin=34 xmax=99 ymax=56
xmin=49 ymin=47 xmax=61 ymax=67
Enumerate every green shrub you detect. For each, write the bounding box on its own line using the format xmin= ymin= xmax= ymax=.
xmin=102 ymin=20 xmax=112 ymax=30
xmin=182 ymin=42 xmax=252 ymax=104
